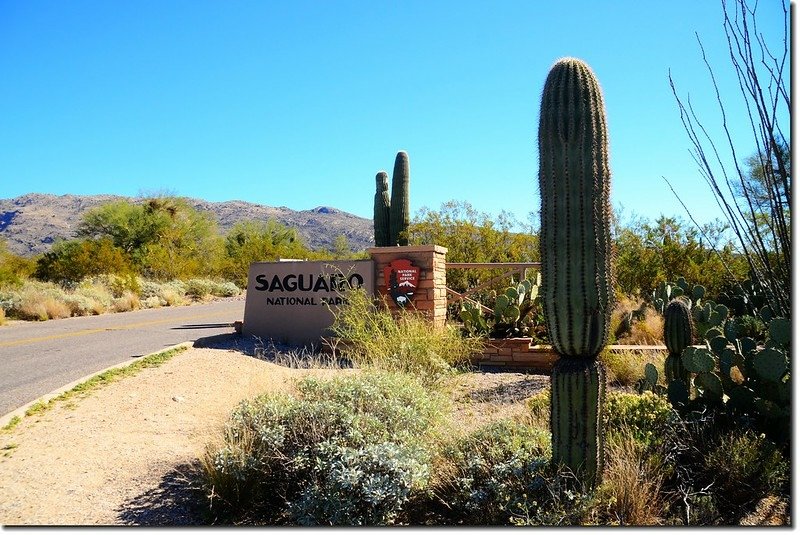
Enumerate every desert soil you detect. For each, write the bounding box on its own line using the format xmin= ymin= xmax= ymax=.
xmin=0 ymin=343 xmax=549 ymax=526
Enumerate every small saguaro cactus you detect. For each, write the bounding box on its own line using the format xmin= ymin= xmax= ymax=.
xmin=373 ymin=171 xmax=391 ymax=247
xmin=663 ymin=298 xmax=694 ymax=402
xmin=538 ymin=57 xmax=613 ymax=487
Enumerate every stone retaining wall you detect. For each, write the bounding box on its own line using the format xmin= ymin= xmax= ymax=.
xmin=473 ymin=339 xmax=667 ymax=373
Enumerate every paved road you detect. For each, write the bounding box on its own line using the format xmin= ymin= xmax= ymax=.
xmin=0 ymin=298 xmax=245 ymax=417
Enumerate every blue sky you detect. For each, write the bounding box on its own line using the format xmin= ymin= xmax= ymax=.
xmin=0 ymin=0 xmax=789 ymax=228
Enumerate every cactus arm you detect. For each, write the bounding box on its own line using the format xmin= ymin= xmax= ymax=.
xmin=373 ymin=171 xmax=391 ymax=247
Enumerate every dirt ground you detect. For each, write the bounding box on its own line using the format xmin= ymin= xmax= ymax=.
xmin=0 ymin=340 xmax=549 ymax=526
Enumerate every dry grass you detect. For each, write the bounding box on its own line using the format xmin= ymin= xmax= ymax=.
xmin=612 ymin=295 xmax=664 ymax=346
xmin=18 ymin=295 xmax=71 ymax=321
xmin=111 ymin=291 xmax=141 ymax=312
xmin=329 ymin=288 xmax=483 ymax=383
xmin=624 ymin=308 xmax=664 ymax=345
xmin=161 ymin=289 xmax=186 ymax=307
xmin=600 ymin=349 xmax=666 ymax=387
xmin=594 ymin=429 xmax=665 ymax=525
xmin=0 ymin=307 xmax=5 ymax=325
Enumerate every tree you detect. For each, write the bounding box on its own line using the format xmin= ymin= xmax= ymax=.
xmin=34 ymin=238 xmax=133 ymax=286
xmin=0 ymin=238 xmax=36 ymax=288
xmin=78 ymin=197 xmax=221 ymax=280
xmin=408 ymin=200 xmax=539 ymax=294
xmin=220 ymin=220 xmax=314 ymax=286
xmin=613 ymin=214 xmax=748 ymax=298
xmin=668 ymin=0 xmax=790 ymax=318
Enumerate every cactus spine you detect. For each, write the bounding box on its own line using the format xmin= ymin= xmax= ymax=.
xmin=389 ymin=151 xmax=410 ymax=246
xmin=538 ymin=58 xmax=613 ymax=487
xmin=373 ymin=171 xmax=391 ymax=247
xmin=664 ymin=298 xmax=694 ymax=387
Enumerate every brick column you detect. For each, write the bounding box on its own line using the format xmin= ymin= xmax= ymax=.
xmin=367 ymin=245 xmax=448 ymax=328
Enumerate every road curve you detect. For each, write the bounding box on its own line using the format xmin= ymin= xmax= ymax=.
xmin=0 ymin=298 xmax=245 ymax=417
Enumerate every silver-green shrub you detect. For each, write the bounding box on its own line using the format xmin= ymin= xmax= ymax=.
xmin=201 ymin=372 xmax=446 ymax=525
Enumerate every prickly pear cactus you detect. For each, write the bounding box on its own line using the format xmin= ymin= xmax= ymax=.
xmin=539 ymin=57 xmax=613 ymax=486
xmin=373 ymin=171 xmax=391 ymax=247
xmin=674 ymin=315 xmax=792 ymax=446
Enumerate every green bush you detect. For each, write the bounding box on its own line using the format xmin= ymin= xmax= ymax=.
xmin=703 ymin=430 xmax=789 ymax=513
xmin=185 ymin=278 xmax=215 ymax=299
xmin=201 ymin=372 xmax=446 ymax=525
xmin=290 ymin=441 xmax=427 ymax=526
xmin=34 ymin=238 xmax=133 ymax=286
xmin=423 ymin=420 xmax=550 ymax=525
xmin=211 ymin=280 xmax=241 ymax=297
xmin=0 ymin=238 xmax=35 ymax=288
xmin=605 ymin=391 xmax=675 ymax=448
xmin=329 ymin=288 xmax=482 ymax=383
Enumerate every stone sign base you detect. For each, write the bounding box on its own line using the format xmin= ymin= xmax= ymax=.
xmin=367 ymin=245 xmax=448 ymax=328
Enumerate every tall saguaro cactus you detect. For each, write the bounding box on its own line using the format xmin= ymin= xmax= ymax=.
xmin=538 ymin=57 xmax=614 ymax=487
xmin=389 ymin=151 xmax=410 ymax=246
xmin=373 ymin=151 xmax=411 ymax=247
xmin=373 ymin=171 xmax=392 ymax=247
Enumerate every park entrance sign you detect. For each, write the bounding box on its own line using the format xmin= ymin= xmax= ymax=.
xmin=242 ymin=260 xmax=374 ymax=345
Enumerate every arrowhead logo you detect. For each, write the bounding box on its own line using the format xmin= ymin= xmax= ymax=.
xmin=383 ymin=259 xmax=420 ymax=308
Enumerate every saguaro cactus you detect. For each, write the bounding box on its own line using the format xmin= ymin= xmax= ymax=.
xmin=373 ymin=171 xmax=391 ymax=247
xmin=389 ymin=151 xmax=410 ymax=246
xmin=663 ymin=298 xmax=694 ymax=395
xmin=538 ymin=57 xmax=613 ymax=487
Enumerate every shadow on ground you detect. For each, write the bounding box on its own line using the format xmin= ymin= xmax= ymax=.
xmin=193 ymin=333 xmax=351 ymax=369
xmin=116 ymin=463 xmax=209 ymax=526
xmin=464 ymin=374 xmax=550 ymax=404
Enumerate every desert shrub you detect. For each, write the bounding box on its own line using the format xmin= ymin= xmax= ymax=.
xmin=605 ymin=391 xmax=674 ymax=449
xmin=5 ymin=282 xmax=70 ymax=320
xmin=142 ymin=296 xmax=162 ymax=308
xmin=73 ymin=282 xmax=114 ymax=309
xmin=20 ymin=295 xmax=71 ymax=321
xmin=185 ymin=278 xmax=215 ymax=300
xmin=201 ymin=372 xmax=445 ymax=525
xmin=0 ymin=307 xmax=5 ymax=325
xmin=112 ymin=291 xmax=141 ymax=312
xmin=138 ymin=279 xmax=187 ymax=306
xmin=329 ymin=288 xmax=483 ymax=382
xmin=420 ymin=420 xmax=550 ymax=525
xmin=703 ymin=430 xmax=789 ymax=515
xmin=63 ymin=293 xmax=105 ymax=316
xmin=525 ymin=388 xmax=550 ymax=426
xmin=600 ymin=349 xmax=665 ymax=387
xmin=290 ymin=441 xmax=427 ymax=526
xmin=211 ymin=280 xmax=241 ymax=297
xmin=87 ymin=273 xmax=141 ymax=298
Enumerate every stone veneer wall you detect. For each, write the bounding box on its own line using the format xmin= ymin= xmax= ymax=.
xmin=473 ymin=341 xmax=668 ymax=373
xmin=366 ymin=245 xmax=448 ymax=328
xmin=473 ymin=338 xmax=558 ymax=372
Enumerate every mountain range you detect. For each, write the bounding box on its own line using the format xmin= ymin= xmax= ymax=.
xmin=0 ymin=193 xmax=374 ymax=256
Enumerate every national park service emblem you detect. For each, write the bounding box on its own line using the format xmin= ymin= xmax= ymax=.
xmin=383 ymin=259 xmax=420 ymax=308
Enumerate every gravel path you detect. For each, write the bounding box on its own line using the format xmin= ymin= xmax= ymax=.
xmin=0 ymin=338 xmax=550 ymax=526
xmin=0 ymin=346 xmax=344 ymax=525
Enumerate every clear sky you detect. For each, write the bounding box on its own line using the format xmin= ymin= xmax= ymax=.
xmin=0 ymin=0 xmax=789 ymax=228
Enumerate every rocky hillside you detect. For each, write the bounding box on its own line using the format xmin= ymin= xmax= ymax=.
xmin=0 ymin=193 xmax=373 ymax=256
